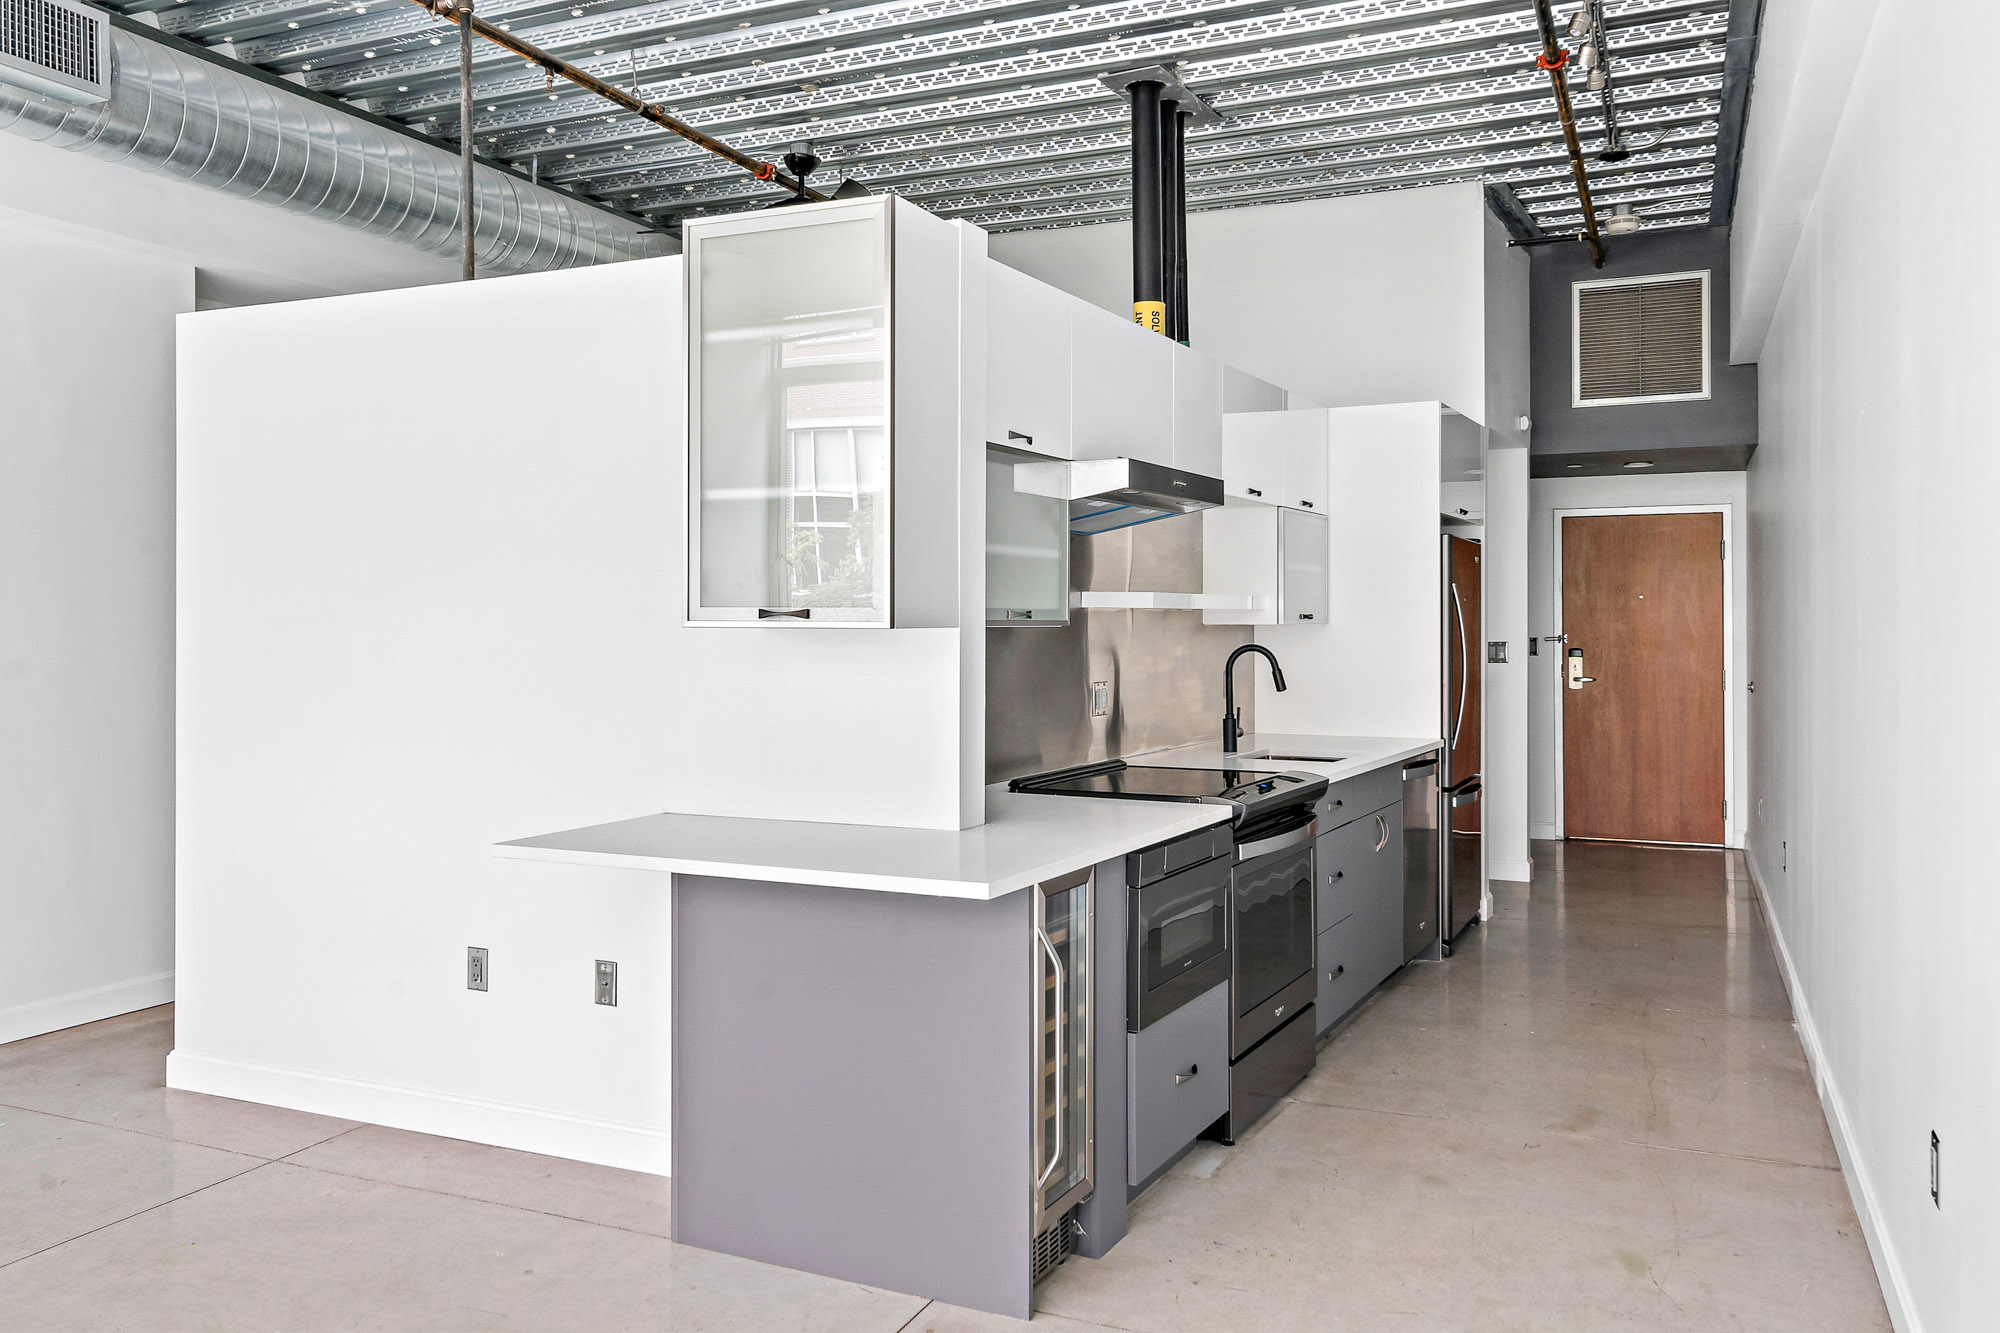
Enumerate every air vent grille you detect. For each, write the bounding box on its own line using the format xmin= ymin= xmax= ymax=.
xmin=1573 ymin=272 xmax=1709 ymax=406
xmin=0 ymin=0 xmax=109 ymax=105
xmin=1031 ymin=1209 xmax=1077 ymax=1284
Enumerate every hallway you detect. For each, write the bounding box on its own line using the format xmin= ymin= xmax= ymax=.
xmin=0 ymin=843 xmax=1889 ymax=1330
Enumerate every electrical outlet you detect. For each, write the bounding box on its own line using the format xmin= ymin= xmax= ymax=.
xmin=467 ymin=946 xmax=488 ymax=992
xmin=1930 ymin=1131 xmax=1940 ymax=1208
xmin=1089 ymin=680 xmax=1110 ymax=719
xmin=595 ymin=960 xmax=618 ymax=1007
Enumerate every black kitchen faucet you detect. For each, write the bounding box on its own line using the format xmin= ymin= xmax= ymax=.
xmin=1222 ymin=644 xmax=1287 ymax=754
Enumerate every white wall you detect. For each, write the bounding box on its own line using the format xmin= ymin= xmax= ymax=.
xmin=0 ymin=208 xmax=191 ymax=1044
xmin=172 ymin=261 xmax=691 ymax=1171
xmin=1736 ymin=1 xmax=2000 ymax=1326
xmin=1482 ymin=450 xmax=1530 ymax=883
xmin=1255 ymin=403 xmax=1443 ymax=740
xmin=1526 ymin=472 xmax=1750 ymax=847
xmin=990 ymin=184 xmax=1490 ymax=421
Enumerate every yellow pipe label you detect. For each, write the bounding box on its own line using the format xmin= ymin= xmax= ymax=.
xmin=1132 ymin=301 xmax=1166 ymax=335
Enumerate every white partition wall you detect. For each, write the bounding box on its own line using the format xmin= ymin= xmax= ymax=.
xmin=172 ymin=241 xmax=986 ymax=1167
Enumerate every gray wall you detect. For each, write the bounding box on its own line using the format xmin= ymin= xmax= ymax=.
xmin=1529 ymin=225 xmax=1758 ymax=462
xmin=986 ymin=514 xmax=1252 ymax=784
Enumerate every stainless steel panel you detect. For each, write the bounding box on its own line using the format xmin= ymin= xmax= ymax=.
xmin=1402 ymin=754 xmax=1441 ymax=962
xmin=1126 ymin=981 xmax=1229 ymax=1186
xmin=987 ymin=513 xmax=1253 ymax=785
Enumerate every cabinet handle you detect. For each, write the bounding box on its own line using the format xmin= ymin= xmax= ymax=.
xmin=1373 ymin=813 xmax=1389 ymax=853
xmin=1301 ymin=500 xmax=1314 ymax=509
xmin=1297 ymin=613 xmax=1315 ymax=620
xmin=1328 ymin=871 xmax=1343 ymax=883
xmin=757 ymin=608 xmax=811 ymax=619
xmin=1035 ymin=926 xmax=1065 ymax=1191
xmin=1175 ymin=1064 xmax=1199 ymax=1085
xmin=1247 ymin=487 xmax=1263 ymax=497
xmin=1328 ymin=966 xmax=1344 ymax=980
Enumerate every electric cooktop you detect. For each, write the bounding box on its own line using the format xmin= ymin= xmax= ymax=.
xmin=1008 ymin=760 xmax=1328 ymax=825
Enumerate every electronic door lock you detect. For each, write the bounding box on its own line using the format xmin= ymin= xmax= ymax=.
xmin=1567 ymin=648 xmax=1594 ymax=690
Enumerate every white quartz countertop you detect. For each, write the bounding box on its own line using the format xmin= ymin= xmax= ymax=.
xmin=1126 ymin=733 xmax=1442 ymax=785
xmin=493 ymin=735 xmax=1436 ymax=900
xmin=493 ymin=788 xmax=1229 ymax=901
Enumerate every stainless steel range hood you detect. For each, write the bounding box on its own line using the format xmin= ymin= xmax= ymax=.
xmin=1061 ymin=458 xmax=1224 ymax=535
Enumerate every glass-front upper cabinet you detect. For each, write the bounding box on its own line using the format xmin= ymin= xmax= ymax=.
xmin=986 ymin=448 xmax=1070 ymax=626
xmin=687 ymin=200 xmax=892 ymax=625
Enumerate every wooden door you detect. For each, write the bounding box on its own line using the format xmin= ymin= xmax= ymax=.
xmin=1561 ymin=513 xmax=1725 ymax=844
xmin=1445 ymin=536 xmax=1482 ymax=832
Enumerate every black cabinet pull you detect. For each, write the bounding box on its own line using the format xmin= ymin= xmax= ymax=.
xmin=1328 ymin=871 xmax=1343 ymax=883
xmin=1175 ymin=1064 xmax=1199 ymax=1085
xmin=1301 ymin=500 xmax=1315 ymax=508
xmin=1247 ymin=487 xmax=1263 ymax=497
xmin=1328 ymin=966 xmax=1344 ymax=980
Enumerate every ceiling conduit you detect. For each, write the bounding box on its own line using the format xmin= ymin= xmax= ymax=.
xmin=0 ymin=25 xmax=667 ymax=274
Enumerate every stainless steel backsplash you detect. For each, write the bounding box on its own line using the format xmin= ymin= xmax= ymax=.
xmin=986 ymin=512 xmax=1253 ymax=784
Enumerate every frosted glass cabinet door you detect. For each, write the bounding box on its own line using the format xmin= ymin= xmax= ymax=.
xmin=687 ymin=202 xmax=892 ymax=625
xmin=986 ymin=450 xmax=1070 ymax=625
xmin=1279 ymin=508 xmax=1329 ymax=624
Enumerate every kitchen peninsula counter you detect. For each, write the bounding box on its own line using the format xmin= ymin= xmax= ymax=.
xmin=492 ymin=785 xmax=1228 ymax=899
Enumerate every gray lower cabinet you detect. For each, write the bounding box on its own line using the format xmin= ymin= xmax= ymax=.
xmin=1127 ymin=981 xmax=1229 ymax=1186
xmin=1314 ymin=797 xmax=1406 ymax=1035
xmin=1316 ymin=914 xmax=1372 ymax=1023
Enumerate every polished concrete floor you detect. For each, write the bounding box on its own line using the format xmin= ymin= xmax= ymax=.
xmin=0 ymin=842 xmax=1889 ymax=1331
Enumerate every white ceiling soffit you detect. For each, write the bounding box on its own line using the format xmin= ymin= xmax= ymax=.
xmin=101 ymin=0 xmax=1738 ymax=234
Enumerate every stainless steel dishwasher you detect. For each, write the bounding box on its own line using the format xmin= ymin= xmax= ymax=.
xmin=1400 ymin=752 xmax=1441 ymax=962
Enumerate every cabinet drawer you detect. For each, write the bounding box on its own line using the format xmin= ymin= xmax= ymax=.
xmin=1316 ymin=915 xmax=1374 ymax=1033
xmin=1127 ymin=981 xmax=1229 ymax=1186
xmin=1315 ymin=808 xmax=1393 ymax=928
xmin=1315 ymin=763 xmax=1403 ymax=829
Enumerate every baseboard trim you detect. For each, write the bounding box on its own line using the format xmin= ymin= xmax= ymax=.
xmin=0 ymin=971 xmax=174 ymax=1046
xmin=1744 ymin=847 xmax=1917 ymax=1333
xmin=1489 ymin=857 xmax=1534 ymax=883
xmin=1530 ymin=822 xmax=1559 ymax=841
xmin=166 ymin=1050 xmax=671 ymax=1177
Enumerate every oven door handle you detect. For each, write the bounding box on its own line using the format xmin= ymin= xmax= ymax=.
xmin=1236 ymin=821 xmax=1316 ymax=862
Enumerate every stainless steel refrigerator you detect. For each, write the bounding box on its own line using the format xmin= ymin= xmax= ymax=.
xmin=1439 ymin=533 xmax=1483 ymax=952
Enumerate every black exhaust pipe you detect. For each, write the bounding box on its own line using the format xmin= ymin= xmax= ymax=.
xmin=1164 ymin=103 xmax=1189 ymax=344
xmin=1129 ymin=78 xmax=1167 ymax=336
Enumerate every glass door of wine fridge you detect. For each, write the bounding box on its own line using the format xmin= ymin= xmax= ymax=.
xmin=1032 ymin=867 xmax=1094 ymax=1263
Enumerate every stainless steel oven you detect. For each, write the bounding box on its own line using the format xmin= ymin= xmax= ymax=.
xmin=1127 ymin=827 xmax=1232 ymax=1031
xmin=1229 ymin=809 xmax=1319 ymax=1058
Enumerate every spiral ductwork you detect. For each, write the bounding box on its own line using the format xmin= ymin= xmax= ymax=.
xmin=0 ymin=25 xmax=667 ymax=274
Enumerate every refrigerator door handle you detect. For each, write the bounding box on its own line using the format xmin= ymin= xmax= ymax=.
xmin=1450 ymin=782 xmax=1482 ymax=808
xmin=1449 ymin=583 xmax=1469 ymax=748
xmin=1401 ymin=758 xmax=1438 ymax=780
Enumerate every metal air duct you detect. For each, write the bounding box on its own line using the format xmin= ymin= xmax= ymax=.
xmin=0 ymin=23 xmax=666 ymax=275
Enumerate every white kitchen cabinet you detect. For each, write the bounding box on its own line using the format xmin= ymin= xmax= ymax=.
xmin=1070 ymin=302 xmax=1173 ymax=465
xmin=684 ymin=197 xmax=962 ymax=627
xmin=1221 ymin=409 xmax=1330 ymax=513
xmin=1279 ymin=416 xmax=1331 ymax=514
xmin=1171 ymin=344 xmax=1224 ymax=478
xmin=986 ymin=264 xmax=1072 ymax=459
xmin=1201 ymin=505 xmax=1329 ymax=626
xmin=1220 ymin=413 xmax=1282 ymax=504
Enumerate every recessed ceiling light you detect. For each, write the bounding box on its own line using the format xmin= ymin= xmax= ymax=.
xmin=1623 ymin=460 xmax=1655 ymax=468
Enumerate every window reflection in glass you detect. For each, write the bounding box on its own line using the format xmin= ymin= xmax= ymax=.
xmin=694 ymin=213 xmax=889 ymax=620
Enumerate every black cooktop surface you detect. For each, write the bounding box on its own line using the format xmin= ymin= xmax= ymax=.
xmin=1007 ymin=762 xmax=1325 ymax=812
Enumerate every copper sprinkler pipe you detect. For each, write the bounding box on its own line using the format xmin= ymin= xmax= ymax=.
xmin=414 ymin=0 xmax=826 ymax=204
xmin=1530 ymin=0 xmax=1606 ymax=268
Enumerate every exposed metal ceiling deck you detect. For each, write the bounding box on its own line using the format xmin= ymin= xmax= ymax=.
xmin=99 ymin=0 xmax=1750 ymax=234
